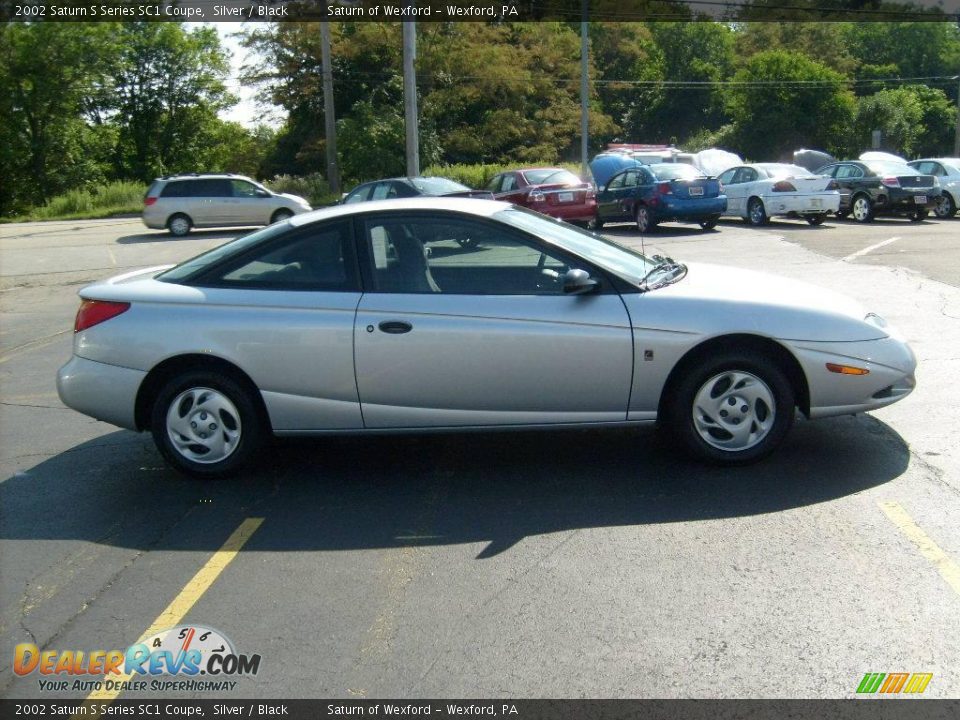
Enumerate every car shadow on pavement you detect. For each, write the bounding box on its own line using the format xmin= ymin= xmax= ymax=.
xmin=0 ymin=414 xmax=909 ymax=559
xmin=115 ymin=229 xmax=248 ymax=244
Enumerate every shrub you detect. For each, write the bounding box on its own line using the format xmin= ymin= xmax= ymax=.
xmin=264 ymin=173 xmax=340 ymax=207
xmin=5 ymin=181 xmax=145 ymax=222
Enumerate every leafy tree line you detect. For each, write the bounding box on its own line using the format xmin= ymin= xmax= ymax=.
xmin=2 ymin=20 xmax=959 ymax=217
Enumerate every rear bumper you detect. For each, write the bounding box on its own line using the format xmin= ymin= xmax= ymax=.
xmin=652 ymin=196 xmax=727 ymax=221
xmin=539 ymin=201 xmax=597 ymax=222
xmin=760 ymin=192 xmax=840 ymax=215
xmin=876 ymin=190 xmax=938 ymax=213
xmin=57 ymin=355 xmax=145 ymax=431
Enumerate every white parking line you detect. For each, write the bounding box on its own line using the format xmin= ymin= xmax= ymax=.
xmin=843 ymin=236 xmax=900 ymax=262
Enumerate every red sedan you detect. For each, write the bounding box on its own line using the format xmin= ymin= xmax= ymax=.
xmin=486 ymin=168 xmax=596 ymax=225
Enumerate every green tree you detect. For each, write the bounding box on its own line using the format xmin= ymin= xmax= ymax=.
xmin=111 ymin=23 xmax=235 ymax=180
xmin=853 ymin=85 xmax=957 ymax=157
xmin=0 ymin=23 xmax=118 ymax=214
xmin=726 ymin=50 xmax=855 ymax=160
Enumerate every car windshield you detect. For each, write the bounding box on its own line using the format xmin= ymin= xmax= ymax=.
xmin=650 ymin=164 xmax=704 ymax=181
xmin=867 ymin=161 xmax=918 ymax=176
xmin=756 ymin=164 xmax=812 ymax=178
xmin=523 ymin=169 xmax=581 ymax=185
xmin=157 ymin=223 xmax=291 ymax=282
xmin=494 ymin=206 xmax=658 ymax=287
xmin=411 ymin=177 xmax=471 ymax=195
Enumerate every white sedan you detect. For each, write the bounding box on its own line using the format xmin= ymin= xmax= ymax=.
xmin=908 ymin=158 xmax=960 ymax=219
xmin=718 ymin=163 xmax=841 ymax=225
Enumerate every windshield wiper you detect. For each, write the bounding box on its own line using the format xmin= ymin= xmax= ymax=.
xmin=639 ymin=255 xmax=687 ymax=292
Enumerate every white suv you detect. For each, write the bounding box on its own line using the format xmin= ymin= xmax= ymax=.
xmin=142 ymin=174 xmax=312 ymax=236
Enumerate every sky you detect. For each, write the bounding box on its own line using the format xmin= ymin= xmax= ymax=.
xmin=190 ymin=22 xmax=282 ymax=128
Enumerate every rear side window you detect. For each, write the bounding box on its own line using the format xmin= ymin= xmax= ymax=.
xmin=343 ymin=184 xmax=373 ymax=204
xmin=160 ymin=181 xmax=192 ymax=198
xmin=196 ymin=221 xmax=358 ymax=291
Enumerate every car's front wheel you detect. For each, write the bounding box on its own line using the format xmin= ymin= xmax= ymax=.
xmin=699 ymin=216 xmax=719 ymax=230
xmin=167 ymin=213 xmax=192 ymax=237
xmin=747 ymin=198 xmax=768 ymax=226
xmin=271 ymin=209 xmax=294 ymax=224
xmin=910 ymin=209 xmax=928 ymax=222
xmin=851 ymin=194 xmax=874 ymax=223
xmin=635 ymin=205 xmax=656 ymax=233
xmin=806 ymin=213 xmax=826 ymax=225
xmin=150 ymin=371 xmax=265 ymax=478
xmin=666 ymin=352 xmax=795 ymax=464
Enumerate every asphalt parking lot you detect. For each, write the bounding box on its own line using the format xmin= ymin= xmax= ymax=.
xmin=2 ymin=213 xmax=960 ymax=699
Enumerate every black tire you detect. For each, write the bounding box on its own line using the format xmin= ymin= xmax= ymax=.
xmin=167 ymin=213 xmax=192 ymax=237
xmin=150 ymin=370 xmax=265 ymax=479
xmin=934 ymin=193 xmax=956 ymax=219
xmin=806 ymin=214 xmax=826 ymax=226
xmin=592 ymin=213 xmax=604 ymax=230
xmin=910 ymin=209 xmax=928 ymax=222
xmin=635 ymin=204 xmax=656 ymax=233
xmin=850 ymin=194 xmax=874 ymax=223
xmin=664 ymin=351 xmax=795 ymax=465
xmin=271 ymin=209 xmax=294 ymax=224
xmin=835 ymin=209 xmax=849 ymax=219
xmin=747 ymin=198 xmax=768 ymax=226
xmin=699 ymin=216 xmax=719 ymax=230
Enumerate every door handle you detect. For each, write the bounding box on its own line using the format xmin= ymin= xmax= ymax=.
xmin=378 ymin=320 xmax=413 ymax=334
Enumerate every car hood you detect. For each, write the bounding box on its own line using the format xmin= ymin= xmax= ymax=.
xmin=631 ymin=262 xmax=887 ymax=342
xmin=276 ymin=192 xmax=310 ymax=205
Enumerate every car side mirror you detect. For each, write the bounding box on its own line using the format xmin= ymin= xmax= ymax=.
xmin=255 ymin=189 xmax=271 ymax=198
xmin=597 ymin=184 xmax=606 ymax=193
xmin=562 ymin=268 xmax=599 ymax=295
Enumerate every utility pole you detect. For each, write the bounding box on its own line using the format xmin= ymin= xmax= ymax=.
xmin=580 ymin=0 xmax=589 ymax=181
xmin=403 ymin=19 xmax=419 ymax=177
xmin=954 ymin=74 xmax=960 ymax=157
xmin=320 ymin=22 xmax=340 ymax=195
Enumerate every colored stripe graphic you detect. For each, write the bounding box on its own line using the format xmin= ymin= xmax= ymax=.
xmin=880 ymin=673 xmax=909 ymax=693
xmin=857 ymin=673 xmax=886 ymax=693
xmin=904 ymin=673 xmax=934 ymax=694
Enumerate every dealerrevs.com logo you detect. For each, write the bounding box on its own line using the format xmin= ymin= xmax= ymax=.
xmin=14 ymin=625 xmax=261 ymax=693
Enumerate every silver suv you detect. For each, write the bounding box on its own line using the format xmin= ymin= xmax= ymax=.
xmin=142 ymin=174 xmax=312 ymax=236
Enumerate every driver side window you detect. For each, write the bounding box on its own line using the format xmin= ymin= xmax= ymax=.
xmin=362 ymin=217 xmax=577 ymax=296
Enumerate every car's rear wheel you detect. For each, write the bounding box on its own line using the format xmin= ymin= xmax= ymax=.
xmin=851 ymin=194 xmax=874 ymax=223
xmin=934 ymin=193 xmax=956 ymax=218
xmin=635 ymin=205 xmax=656 ymax=233
xmin=167 ymin=214 xmax=192 ymax=237
xmin=747 ymin=198 xmax=768 ymax=226
xmin=910 ymin=209 xmax=928 ymax=222
xmin=591 ymin=213 xmax=604 ymax=230
xmin=271 ymin=209 xmax=294 ymax=224
xmin=666 ymin=352 xmax=795 ymax=464
xmin=806 ymin=213 xmax=826 ymax=225
xmin=150 ymin=371 xmax=264 ymax=479
xmin=699 ymin=216 xmax=719 ymax=230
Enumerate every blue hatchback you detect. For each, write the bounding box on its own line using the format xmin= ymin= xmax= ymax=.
xmin=595 ymin=163 xmax=727 ymax=233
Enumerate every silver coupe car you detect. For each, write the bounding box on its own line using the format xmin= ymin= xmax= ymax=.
xmin=57 ymin=198 xmax=916 ymax=478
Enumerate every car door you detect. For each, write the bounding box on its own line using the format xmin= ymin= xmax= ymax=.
xmin=225 ymin=179 xmax=265 ymax=225
xmin=352 ymin=212 xmax=634 ymax=428
xmin=718 ymin=167 xmax=742 ymax=216
xmin=736 ymin=167 xmax=761 ymax=215
xmin=599 ymin=170 xmax=638 ymax=220
xmin=833 ymin=164 xmax=863 ymax=210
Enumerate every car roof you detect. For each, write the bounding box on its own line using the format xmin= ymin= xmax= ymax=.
xmin=288 ymin=197 xmax=511 ymax=227
xmin=156 ymin=173 xmax=254 ymax=182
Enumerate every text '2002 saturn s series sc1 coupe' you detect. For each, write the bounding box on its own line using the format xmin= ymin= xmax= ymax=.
xmin=58 ymin=198 xmax=916 ymax=478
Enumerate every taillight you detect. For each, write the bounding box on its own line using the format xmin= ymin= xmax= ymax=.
xmin=75 ymin=300 xmax=130 ymax=333
xmin=656 ymin=182 xmax=673 ymax=195
xmin=144 ymin=197 xmax=157 ymax=206
xmin=528 ymin=190 xmax=546 ymax=203
xmin=772 ymin=181 xmax=797 ymax=192
xmin=881 ymin=176 xmax=900 ymax=188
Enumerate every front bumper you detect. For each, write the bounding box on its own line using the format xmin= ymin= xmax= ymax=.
xmin=784 ymin=336 xmax=916 ymax=418
xmin=57 ymin=355 xmax=146 ymax=431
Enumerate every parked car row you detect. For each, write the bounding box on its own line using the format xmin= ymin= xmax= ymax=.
xmin=141 ymin=156 xmax=960 ymax=238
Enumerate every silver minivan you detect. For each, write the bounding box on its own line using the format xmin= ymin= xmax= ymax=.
xmin=142 ymin=174 xmax=312 ymax=236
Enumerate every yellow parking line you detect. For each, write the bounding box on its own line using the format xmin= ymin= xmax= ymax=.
xmin=879 ymin=501 xmax=960 ymax=597
xmin=84 ymin=517 xmax=264 ymax=702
